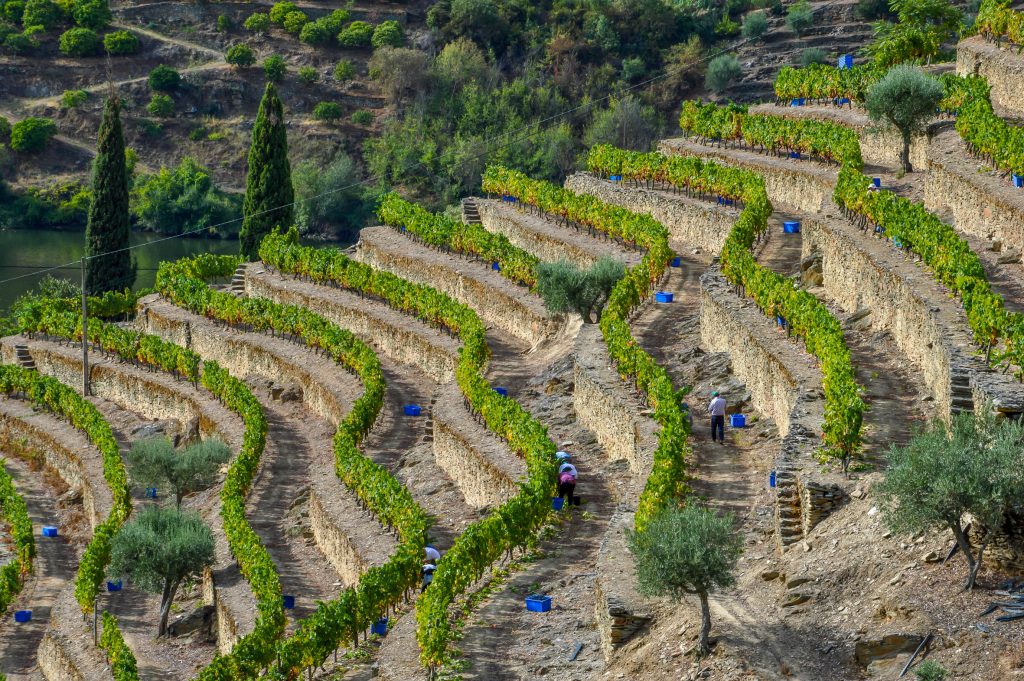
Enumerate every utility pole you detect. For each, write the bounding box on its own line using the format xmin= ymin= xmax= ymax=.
xmin=81 ymin=256 xmax=90 ymax=396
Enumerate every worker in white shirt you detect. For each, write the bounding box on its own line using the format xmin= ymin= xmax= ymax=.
xmin=424 ymin=545 xmax=441 ymax=563
xmin=708 ymin=391 xmax=727 ymax=444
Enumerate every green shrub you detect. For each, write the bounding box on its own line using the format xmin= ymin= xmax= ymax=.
xmin=268 ymin=0 xmax=296 ymax=24
xmin=148 ymin=64 xmax=180 ymax=91
xmin=281 ymin=10 xmax=306 ymax=34
xmin=61 ymin=89 xmax=88 ymax=108
xmin=298 ymin=65 xmax=319 ymax=85
xmin=188 ymin=125 xmax=206 ymax=141
xmin=333 ymin=59 xmax=355 ymax=81
xmin=800 ymin=46 xmax=829 ymax=66
xmin=147 ymin=93 xmax=173 ymax=117
xmin=337 ymin=20 xmax=372 ymax=47
xmin=216 ymin=14 xmax=231 ymax=32
xmin=536 ymin=257 xmax=625 ymax=322
xmin=620 ymin=56 xmax=646 ymax=83
xmin=21 ymin=0 xmax=59 ymax=30
xmin=10 ymin=117 xmax=56 ymax=152
xmin=714 ymin=14 xmax=740 ymax=36
xmin=225 ymin=43 xmax=255 ymax=68
xmin=138 ymin=118 xmax=162 ymax=138
xmin=262 ymin=53 xmax=286 ymax=82
xmin=786 ymin=0 xmax=813 ymax=36
xmin=103 ymin=29 xmax=139 ymax=55
xmin=705 ymin=54 xmax=741 ymax=93
xmin=3 ymin=1 xmax=25 ymax=23
xmin=0 ymin=116 xmax=10 ymax=141
xmin=913 ymin=661 xmax=947 ymax=681
xmin=22 ymin=23 xmax=43 ymax=37
xmin=71 ymin=0 xmax=111 ymax=30
xmin=243 ymin=12 xmax=270 ymax=32
xmin=371 ymin=19 xmax=403 ymax=48
xmin=298 ymin=18 xmax=330 ymax=44
xmin=3 ymin=31 xmax=35 ymax=54
xmin=313 ymin=101 xmax=342 ymax=121
xmin=855 ymin=0 xmax=893 ymax=21
xmin=741 ymin=10 xmax=768 ymax=40
xmin=351 ymin=109 xmax=372 ymax=126
xmin=59 ymin=27 xmax=101 ymax=57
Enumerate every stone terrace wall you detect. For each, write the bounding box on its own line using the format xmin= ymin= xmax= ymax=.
xmin=245 ymin=266 xmax=459 ymax=385
xmin=564 ymin=173 xmax=735 ymax=255
xmin=594 ymin=511 xmax=653 ymax=660
xmin=925 ymin=134 xmax=1024 ymax=257
xmin=355 ymin=226 xmax=558 ymax=346
xmin=477 ymin=199 xmax=607 ymax=269
xmin=957 ymin=36 xmax=1024 ymax=115
xmin=38 ymin=632 xmax=87 ymax=681
xmin=659 ymin=138 xmax=833 ymax=214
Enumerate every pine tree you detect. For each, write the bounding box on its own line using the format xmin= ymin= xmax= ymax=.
xmin=85 ymin=97 xmax=134 ymax=293
xmin=239 ymin=83 xmax=294 ymax=259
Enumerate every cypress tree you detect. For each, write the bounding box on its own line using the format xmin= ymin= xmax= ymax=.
xmin=85 ymin=96 xmax=134 ymax=293
xmin=239 ymin=83 xmax=293 ymax=259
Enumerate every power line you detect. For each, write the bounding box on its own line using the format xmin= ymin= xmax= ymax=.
xmin=0 ymin=2 xmax=842 ymax=289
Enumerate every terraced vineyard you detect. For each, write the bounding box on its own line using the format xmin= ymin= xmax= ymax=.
xmin=4 ymin=16 xmax=1024 ymax=681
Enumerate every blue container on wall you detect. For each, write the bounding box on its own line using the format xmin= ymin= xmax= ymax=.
xmin=372 ymin=617 xmax=389 ymax=636
xmin=525 ymin=594 xmax=552 ymax=612
xmin=494 ymin=387 xmax=508 ymax=396
xmin=655 ymin=292 xmax=673 ymax=303
xmin=730 ymin=414 xmax=746 ymax=428
xmin=783 ymin=221 xmax=801 ymax=233
xmin=107 ymin=580 xmax=123 ymax=592
xmin=872 ymin=177 xmax=882 ymax=188
xmin=770 ymin=470 xmax=777 ymax=488
xmin=492 ymin=262 xmax=500 ymax=271
xmin=1013 ymin=174 xmax=1024 ymax=188
xmin=41 ymin=526 xmax=58 ymax=537
xmin=403 ymin=404 xmax=421 ymax=416
xmin=671 ymin=256 xmax=681 ymax=267
xmin=610 ymin=174 xmax=622 ymax=182
xmin=776 ymin=315 xmax=786 ymax=328
xmin=145 ymin=487 xmax=158 ymax=499
xmin=282 ymin=595 xmax=296 ymax=609
xmin=14 ymin=610 xmax=31 ymax=623
xmin=790 ymin=98 xmax=805 ymax=106
xmin=838 ymin=54 xmax=853 ymax=69
xmin=789 ymin=151 xmax=801 ymax=159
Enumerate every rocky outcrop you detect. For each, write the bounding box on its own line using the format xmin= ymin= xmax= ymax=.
xmin=957 ymin=35 xmax=1024 ymax=115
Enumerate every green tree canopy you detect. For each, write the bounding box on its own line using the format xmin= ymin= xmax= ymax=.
xmin=85 ymin=97 xmax=134 ymax=293
xmin=239 ymin=82 xmax=293 ymax=259
xmin=864 ymin=0 xmax=963 ymax=67
xmin=536 ymin=257 xmax=625 ymax=323
xmin=875 ymin=410 xmax=1024 ymax=590
xmin=583 ymin=96 xmax=662 ymax=151
xmin=292 ymin=153 xmax=371 ymax=240
xmin=628 ymin=505 xmax=743 ymax=657
xmin=865 ymin=65 xmax=942 ymax=172
xmin=126 ymin=436 xmax=231 ymax=507
xmin=132 ymin=157 xmax=240 ymax=236
xmin=109 ymin=505 xmax=214 ymax=636
xmin=10 ymin=117 xmax=56 ymax=152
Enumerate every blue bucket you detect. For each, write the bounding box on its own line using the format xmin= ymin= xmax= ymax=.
xmin=403 ymin=404 xmax=421 ymax=417
xmin=552 ymin=496 xmax=565 ymax=511
xmin=655 ymin=292 xmax=673 ymax=303
xmin=282 ymin=595 xmax=296 ymax=609
xmin=14 ymin=610 xmax=31 ymax=623
xmin=371 ymin=617 xmax=388 ymax=636
xmin=107 ymin=580 xmax=123 ymax=592
xmin=893 ymin=238 xmax=903 ymax=249
xmin=610 ymin=175 xmax=622 ymax=182
xmin=783 ymin=221 xmax=801 ymax=233
xmin=838 ymin=54 xmax=853 ymax=69
xmin=494 ymin=387 xmax=508 ymax=397
xmin=730 ymin=413 xmax=746 ymax=428
xmin=1013 ymin=174 xmax=1023 ymax=188
xmin=41 ymin=526 xmax=58 ymax=537
xmin=671 ymin=256 xmax=681 ymax=267
xmin=525 ymin=594 xmax=552 ymax=612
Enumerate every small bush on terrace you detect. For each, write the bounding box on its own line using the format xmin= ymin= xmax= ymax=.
xmin=0 ymin=116 xmax=10 ymax=141
xmin=800 ymin=46 xmax=829 ymax=66
xmin=61 ymin=89 xmax=88 ymax=108
xmin=914 ymin=661 xmax=947 ymax=681
xmin=103 ymin=29 xmax=139 ymax=55
xmin=216 ymin=14 xmax=231 ymax=32
xmin=372 ymin=19 xmax=403 ymax=48
xmin=338 ymin=20 xmax=373 ymax=48
xmin=147 ymin=93 xmax=173 ymax=117
xmin=148 ymin=64 xmax=180 ymax=91
xmin=10 ymin=117 xmax=56 ymax=152
xmin=268 ymin=0 xmax=296 ymax=25
xmin=59 ymin=27 xmax=101 ymax=56
xmin=282 ymin=10 xmax=307 ymax=35
xmin=225 ymin=42 xmax=255 ymax=68
xmin=313 ymin=101 xmax=342 ymax=122
xmin=741 ymin=10 xmax=768 ymax=41
xmin=72 ymin=0 xmax=111 ymax=30
xmin=243 ymin=12 xmax=270 ymax=33
xmin=262 ymin=53 xmax=286 ymax=82
xmin=705 ymin=54 xmax=741 ymax=93
xmin=333 ymin=59 xmax=356 ymax=81
xmin=298 ymin=66 xmax=319 ymax=85
xmin=3 ymin=2 xmax=25 ymax=23
xmin=786 ymin=0 xmax=813 ymax=36
xmin=21 ymin=0 xmax=60 ymax=30
xmin=351 ymin=109 xmax=372 ymax=126
xmin=536 ymin=257 xmax=625 ymax=323
xmin=4 ymin=32 xmax=36 ymax=55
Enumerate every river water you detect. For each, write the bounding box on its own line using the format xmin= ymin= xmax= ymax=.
xmin=0 ymin=230 xmax=240 ymax=311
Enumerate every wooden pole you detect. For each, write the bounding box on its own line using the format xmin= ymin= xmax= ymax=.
xmin=81 ymin=257 xmax=90 ymax=396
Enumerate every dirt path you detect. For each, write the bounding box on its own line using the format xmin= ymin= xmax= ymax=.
xmin=0 ymin=458 xmax=78 ymax=680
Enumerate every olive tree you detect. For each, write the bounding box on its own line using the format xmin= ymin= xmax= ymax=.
xmin=127 ymin=437 xmax=231 ymax=507
xmin=875 ymin=410 xmax=1024 ymax=591
xmin=705 ymin=54 xmax=741 ymax=94
xmin=865 ymin=65 xmax=942 ymax=173
xmin=535 ymin=257 xmax=625 ymax=323
xmin=109 ymin=505 xmax=214 ymax=636
xmin=628 ymin=505 xmax=743 ymax=657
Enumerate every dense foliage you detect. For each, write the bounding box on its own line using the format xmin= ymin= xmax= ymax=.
xmin=9 ymin=117 xmax=56 ymax=153
xmin=85 ymin=97 xmax=134 ymax=293
xmin=864 ymin=65 xmax=944 ymax=172
xmin=976 ymin=0 xmax=1024 ymax=44
xmin=132 ymin=157 xmax=240 ymax=236
xmin=535 ymin=258 xmax=625 ymax=323
xmin=587 ymin=145 xmax=865 ymax=465
xmin=0 ymin=454 xmax=33 ymax=618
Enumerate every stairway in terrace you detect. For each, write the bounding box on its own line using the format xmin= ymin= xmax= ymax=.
xmin=13 ymin=344 xmax=35 ymax=370
xmin=229 ymin=263 xmax=248 ymax=296
xmin=461 ymin=197 xmax=481 ymax=225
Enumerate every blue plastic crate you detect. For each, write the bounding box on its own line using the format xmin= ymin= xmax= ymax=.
xmin=610 ymin=174 xmax=622 ymax=182
xmin=655 ymin=292 xmax=673 ymax=303
xmin=776 ymin=315 xmax=787 ymax=328
xmin=1013 ymin=174 xmax=1024 ymax=188
xmin=730 ymin=413 xmax=746 ymax=428
xmin=403 ymin=404 xmax=422 ymax=417
xmin=494 ymin=387 xmax=508 ymax=397
xmin=783 ymin=221 xmax=801 ymax=233
xmin=835 ymin=97 xmax=851 ymax=105
xmin=372 ymin=617 xmax=389 ymax=636
xmin=790 ymin=98 xmax=805 ymax=107
xmin=893 ymin=238 xmax=903 ymax=249
xmin=769 ymin=470 xmax=777 ymax=488
xmin=789 ymin=151 xmax=801 ymax=159
xmin=145 ymin=487 xmax=158 ymax=499
xmin=107 ymin=580 xmax=123 ymax=592
xmin=717 ymin=196 xmax=734 ymax=206
xmin=671 ymin=256 xmax=681 ymax=267
xmin=41 ymin=526 xmax=58 ymax=537
xmin=872 ymin=177 xmax=881 ymax=188
xmin=14 ymin=610 xmax=31 ymax=623
xmin=282 ymin=595 xmax=296 ymax=609
xmin=492 ymin=262 xmax=500 ymax=271
xmin=838 ymin=54 xmax=853 ymax=69
xmin=525 ymin=594 xmax=552 ymax=612
xmin=552 ymin=496 xmax=565 ymax=511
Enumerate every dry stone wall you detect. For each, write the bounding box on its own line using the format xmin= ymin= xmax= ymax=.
xmin=354 ymin=227 xmax=559 ymax=346
xmin=564 ymin=173 xmax=735 ymax=255
xmin=245 ymin=266 xmax=459 ymax=384
xmin=37 ymin=632 xmax=88 ymax=681
xmin=476 ymin=199 xmax=606 ymax=268
xmin=957 ymin=36 xmax=1024 ymax=115
xmin=594 ymin=511 xmax=653 ymax=660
